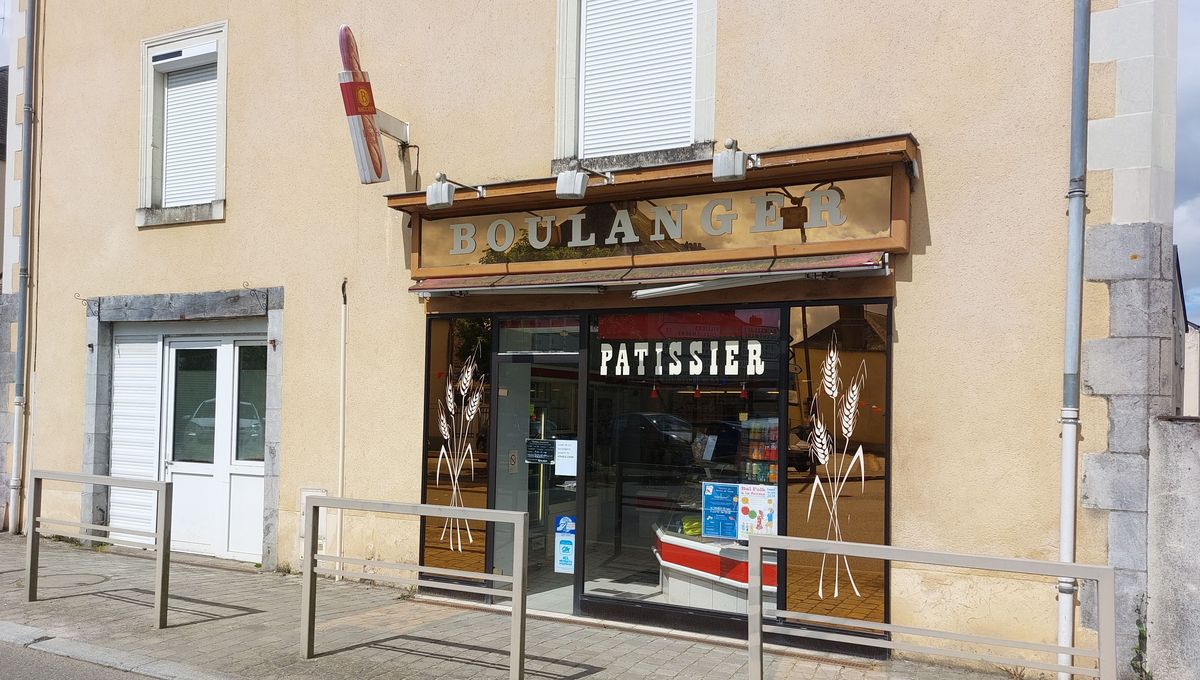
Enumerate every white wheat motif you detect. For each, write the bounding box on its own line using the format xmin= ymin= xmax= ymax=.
xmin=809 ymin=415 xmax=830 ymax=465
xmin=806 ymin=332 xmax=868 ymax=599
xmin=435 ymin=349 xmax=486 ymax=552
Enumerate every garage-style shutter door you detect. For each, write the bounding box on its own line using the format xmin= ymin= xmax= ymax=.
xmin=108 ymin=338 xmax=162 ymax=545
xmin=579 ymin=0 xmax=697 ymax=158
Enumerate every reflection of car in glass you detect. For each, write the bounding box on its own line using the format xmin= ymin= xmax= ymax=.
xmin=181 ymin=399 xmax=263 ymax=454
xmin=612 ymin=412 xmax=693 ymax=471
xmin=181 ymin=399 xmax=217 ymax=452
xmin=236 ymin=401 xmax=264 ymax=453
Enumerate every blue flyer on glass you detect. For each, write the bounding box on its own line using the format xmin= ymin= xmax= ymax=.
xmin=701 ymin=482 xmax=738 ymax=539
xmin=554 ymin=515 xmax=576 ymax=574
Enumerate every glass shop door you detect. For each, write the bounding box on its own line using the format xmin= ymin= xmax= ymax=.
xmin=491 ymin=316 xmax=582 ymax=614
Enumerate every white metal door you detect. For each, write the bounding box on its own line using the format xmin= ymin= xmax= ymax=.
xmin=226 ymin=341 xmax=267 ymax=561
xmin=162 ymin=338 xmax=267 ymax=561
xmin=163 ymin=340 xmax=225 ymax=554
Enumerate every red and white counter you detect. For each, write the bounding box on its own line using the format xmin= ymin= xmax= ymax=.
xmin=653 ymin=526 xmax=777 ymax=614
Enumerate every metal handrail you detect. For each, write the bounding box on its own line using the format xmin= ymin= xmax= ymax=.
xmin=300 ymin=496 xmax=529 ymax=680
xmin=26 ymin=469 xmax=173 ymax=628
xmin=747 ymin=535 xmax=1117 ymax=680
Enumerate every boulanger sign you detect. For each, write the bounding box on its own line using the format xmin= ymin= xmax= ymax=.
xmin=446 ymin=188 xmax=847 ymax=256
xmin=417 ymin=175 xmax=892 ymax=271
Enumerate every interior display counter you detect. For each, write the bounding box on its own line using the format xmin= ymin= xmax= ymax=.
xmin=652 ymin=524 xmax=777 ymax=614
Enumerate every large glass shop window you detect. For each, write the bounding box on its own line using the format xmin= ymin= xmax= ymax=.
xmin=584 ymin=308 xmax=783 ymax=614
xmin=423 ymin=317 xmax=493 ymax=574
xmin=786 ymin=304 xmax=888 ymax=624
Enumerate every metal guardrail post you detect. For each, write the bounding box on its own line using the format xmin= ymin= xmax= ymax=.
xmin=509 ymin=510 xmax=527 ymax=680
xmin=747 ymin=539 xmax=764 ymax=680
xmin=24 ymin=471 xmax=173 ymax=627
xmin=747 ymin=534 xmax=1118 ymax=680
xmin=298 ymin=497 xmax=528 ymax=676
xmin=300 ymin=495 xmax=320 ymax=660
xmin=24 ymin=474 xmax=42 ymax=601
xmin=154 ymin=482 xmax=173 ymax=629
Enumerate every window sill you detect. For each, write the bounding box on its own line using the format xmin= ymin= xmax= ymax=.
xmin=136 ymin=199 xmax=225 ymax=228
xmin=551 ymin=141 xmax=714 ymax=175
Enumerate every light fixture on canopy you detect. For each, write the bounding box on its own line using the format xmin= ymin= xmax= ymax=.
xmin=555 ymin=160 xmax=614 ymax=200
xmin=425 ymin=171 xmax=485 ymax=209
xmin=711 ymin=138 xmax=760 ymax=182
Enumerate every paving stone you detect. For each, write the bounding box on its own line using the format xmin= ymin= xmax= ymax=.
xmin=0 ymin=535 xmax=1011 ymax=680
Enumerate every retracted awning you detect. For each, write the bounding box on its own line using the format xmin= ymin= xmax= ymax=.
xmin=409 ymin=251 xmax=888 ymax=299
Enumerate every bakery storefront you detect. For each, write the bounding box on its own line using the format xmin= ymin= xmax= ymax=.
xmin=391 ymin=135 xmax=915 ymax=643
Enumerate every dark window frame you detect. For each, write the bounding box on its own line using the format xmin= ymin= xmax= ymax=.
xmin=419 ymin=298 xmax=893 ymax=656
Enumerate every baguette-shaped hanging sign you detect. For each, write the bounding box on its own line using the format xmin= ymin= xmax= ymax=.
xmin=339 ymin=25 xmax=388 ymax=184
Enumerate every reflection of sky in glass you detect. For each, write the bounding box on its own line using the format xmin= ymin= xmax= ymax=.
xmin=421 ymin=176 xmax=891 ymax=268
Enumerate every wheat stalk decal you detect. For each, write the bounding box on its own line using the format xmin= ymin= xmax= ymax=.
xmin=805 ymin=332 xmax=868 ymax=599
xmin=435 ymin=349 xmax=485 ymax=552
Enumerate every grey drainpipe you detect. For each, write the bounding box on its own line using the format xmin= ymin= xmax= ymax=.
xmin=7 ymin=0 xmax=37 ymax=535
xmin=1056 ymin=0 xmax=1090 ymax=676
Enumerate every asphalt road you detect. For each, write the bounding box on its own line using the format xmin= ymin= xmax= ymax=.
xmin=0 ymin=642 xmax=151 ymax=679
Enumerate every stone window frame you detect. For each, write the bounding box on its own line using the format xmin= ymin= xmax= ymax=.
xmin=136 ymin=21 xmax=229 ymax=228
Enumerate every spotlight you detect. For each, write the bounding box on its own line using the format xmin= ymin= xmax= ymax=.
xmin=425 ymin=172 xmax=485 ymax=210
xmin=556 ymin=160 xmax=614 ymax=200
xmin=712 ymin=138 xmax=758 ymax=182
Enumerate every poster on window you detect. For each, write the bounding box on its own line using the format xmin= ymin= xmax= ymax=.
xmin=701 ymin=482 xmax=739 ymax=539
xmin=737 ymin=484 xmax=778 ymax=540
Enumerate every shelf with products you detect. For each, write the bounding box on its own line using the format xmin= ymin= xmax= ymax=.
xmin=737 ymin=417 xmax=779 ymax=485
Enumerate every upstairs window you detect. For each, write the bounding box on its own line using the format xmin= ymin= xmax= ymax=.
xmin=556 ymin=0 xmax=715 ymax=164
xmin=138 ymin=22 xmax=227 ymax=226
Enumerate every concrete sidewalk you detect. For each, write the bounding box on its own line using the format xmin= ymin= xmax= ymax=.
xmin=0 ymin=535 xmax=1004 ymax=680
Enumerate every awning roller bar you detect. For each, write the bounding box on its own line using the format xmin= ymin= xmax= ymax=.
xmin=413 ymin=252 xmax=889 ymax=299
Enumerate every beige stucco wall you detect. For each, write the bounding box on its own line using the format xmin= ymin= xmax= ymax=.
xmin=23 ymin=0 xmax=1119 ymax=659
xmin=716 ymin=1 xmax=1110 ymax=658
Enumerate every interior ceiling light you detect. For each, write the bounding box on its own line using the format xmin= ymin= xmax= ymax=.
xmin=425 ymin=171 xmax=485 ymax=210
xmin=711 ymin=138 xmax=759 ymax=182
xmin=556 ymin=160 xmax=614 ymax=200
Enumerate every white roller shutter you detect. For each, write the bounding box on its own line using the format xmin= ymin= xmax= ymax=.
xmin=579 ymin=0 xmax=697 ymax=158
xmin=161 ymin=63 xmax=219 ymax=208
xmin=109 ymin=338 xmax=162 ymax=545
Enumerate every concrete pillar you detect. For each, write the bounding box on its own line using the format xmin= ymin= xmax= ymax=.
xmin=1147 ymin=416 xmax=1200 ymax=677
xmin=80 ymin=309 xmax=113 ymax=533
xmin=261 ymin=301 xmax=284 ymax=571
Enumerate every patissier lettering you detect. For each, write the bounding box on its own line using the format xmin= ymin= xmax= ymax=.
xmin=597 ymin=340 xmax=766 ymax=378
xmin=447 ymin=189 xmax=847 ymax=256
